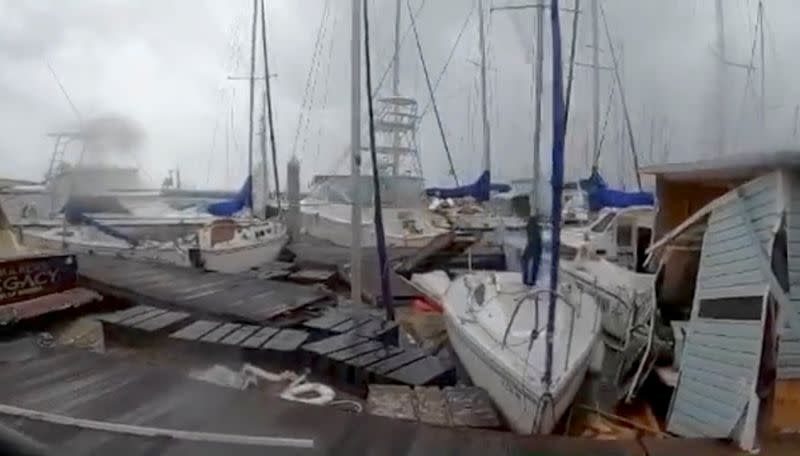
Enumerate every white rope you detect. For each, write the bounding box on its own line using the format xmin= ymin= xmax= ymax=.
xmin=0 ymin=403 xmax=314 ymax=449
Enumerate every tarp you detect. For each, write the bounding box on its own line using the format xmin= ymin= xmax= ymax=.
xmin=424 ymin=171 xmax=511 ymax=202
xmin=206 ymin=176 xmax=252 ymax=216
xmin=580 ymin=170 xmax=654 ymax=212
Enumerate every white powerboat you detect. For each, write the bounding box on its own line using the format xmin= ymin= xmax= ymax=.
xmin=301 ymin=174 xmax=449 ymax=248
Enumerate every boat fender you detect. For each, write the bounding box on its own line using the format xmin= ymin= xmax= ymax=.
xmin=280 ymin=382 xmax=335 ymax=406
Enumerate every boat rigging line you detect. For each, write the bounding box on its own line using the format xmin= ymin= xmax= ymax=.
xmin=563 ymin=0 xmax=581 ymax=130
xmin=592 ymin=83 xmax=615 ymax=171
xmin=259 ymin=0 xmax=281 ymax=208
xmin=364 ymin=0 xmax=395 ymax=321
xmin=291 ymin=0 xmax=333 ymax=159
xmin=406 ymin=0 xmax=459 ymax=185
xmin=599 ymin=3 xmax=641 ymax=191
xmin=372 ymin=0 xmax=429 ymax=99
xmin=418 ymin=5 xmax=476 ymax=122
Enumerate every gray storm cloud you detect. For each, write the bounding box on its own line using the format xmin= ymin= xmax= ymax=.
xmin=1 ymin=0 xmax=798 ymax=190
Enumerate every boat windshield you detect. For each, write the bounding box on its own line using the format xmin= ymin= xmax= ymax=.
xmin=307 ymin=175 xmax=424 ymax=208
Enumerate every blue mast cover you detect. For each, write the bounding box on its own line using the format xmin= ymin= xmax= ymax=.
xmin=579 ymin=170 xmax=654 ymax=211
xmin=206 ymin=176 xmax=252 ymax=217
xmin=424 ymin=170 xmax=511 ymax=202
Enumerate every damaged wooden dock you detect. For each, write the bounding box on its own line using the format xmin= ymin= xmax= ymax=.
xmin=99 ymin=304 xmax=454 ymax=389
xmin=78 ymin=255 xmax=330 ymax=323
xmin=0 ymin=347 xmax=542 ymax=455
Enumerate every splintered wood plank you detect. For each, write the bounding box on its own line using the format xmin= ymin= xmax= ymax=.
xmin=348 ymin=346 xmax=405 ymax=368
xmin=219 ymin=325 xmax=260 ymax=345
xmin=261 ymin=329 xmax=309 ymax=352
xmin=385 ymin=356 xmax=454 ymax=386
xmin=200 ymin=323 xmax=241 ymax=343
xmin=301 ymin=332 xmax=369 ymax=356
xmin=133 ymin=312 xmax=190 ymax=332
xmin=97 ymin=305 xmax=155 ymax=323
xmin=366 ymin=385 xmax=417 ymax=421
xmin=118 ymin=309 xmax=168 ymax=327
xmin=444 ymin=386 xmax=501 ymax=429
xmin=414 ymin=387 xmax=451 ymax=426
xmin=239 ymin=327 xmax=279 ymax=348
xmin=367 ymin=349 xmax=428 ymax=375
xmin=169 ymin=321 xmax=222 ymax=341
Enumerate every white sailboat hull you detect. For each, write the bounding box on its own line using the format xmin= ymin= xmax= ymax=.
xmin=445 ymin=315 xmax=590 ymax=433
xmin=200 ymin=233 xmax=287 ymax=273
xmin=442 ymin=271 xmax=600 ymax=434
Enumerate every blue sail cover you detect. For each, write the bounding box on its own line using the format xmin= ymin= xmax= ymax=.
xmin=206 ymin=176 xmax=252 ymax=216
xmin=424 ymin=171 xmax=511 ymax=202
xmin=579 ymin=170 xmax=654 ymax=212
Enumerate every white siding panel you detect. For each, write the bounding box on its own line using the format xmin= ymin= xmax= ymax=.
xmin=668 ymin=174 xmax=775 ymax=438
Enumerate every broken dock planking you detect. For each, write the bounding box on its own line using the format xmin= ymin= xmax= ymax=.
xmin=78 ymin=255 xmax=330 ymax=324
xmin=98 ymin=303 xmax=454 ymax=390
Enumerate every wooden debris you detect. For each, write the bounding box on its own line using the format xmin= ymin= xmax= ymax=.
xmin=366 ymin=385 xmax=417 ymax=421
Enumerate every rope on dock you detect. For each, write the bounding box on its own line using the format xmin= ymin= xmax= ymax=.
xmin=0 ymin=403 xmax=314 ymax=449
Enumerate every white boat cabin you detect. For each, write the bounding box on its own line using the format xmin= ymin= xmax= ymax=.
xmin=568 ymin=206 xmax=654 ymax=273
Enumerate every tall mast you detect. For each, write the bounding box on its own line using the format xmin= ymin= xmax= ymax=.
xmin=349 ymin=0 xmax=363 ymax=305
xmin=247 ymin=0 xmax=258 ymax=213
xmin=591 ymin=0 xmax=600 ymax=173
xmin=258 ymin=94 xmax=270 ymax=217
xmin=758 ymin=0 xmax=765 ymax=129
xmin=259 ymin=0 xmax=281 ymax=210
xmin=391 ymin=0 xmax=402 ymax=176
xmin=530 ymin=2 xmax=544 ymax=216
xmin=715 ymin=0 xmax=726 ymax=156
xmin=478 ymin=0 xmax=491 ymax=178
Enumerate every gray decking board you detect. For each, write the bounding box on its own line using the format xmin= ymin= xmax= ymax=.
xmin=383 ymin=356 xmax=454 ymax=386
xmin=169 ymin=321 xmax=222 ymax=341
xmin=78 ymin=255 xmax=328 ymax=323
xmin=199 ymin=323 xmax=241 ymax=343
xmin=133 ymin=311 xmax=191 ymax=332
xmin=301 ymin=332 xmax=370 ymax=356
xmin=326 ymin=340 xmax=385 ymax=362
xmin=239 ymin=326 xmax=279 ymax=348
xmin=96 ymin=305 xmax=156 ymax=323
xmin=351 ymin=319 xmax=398 ymax=340
xmin=302 ymin=311 xmax=352 ymax=331
xmin=367 ymin=349 xmax=429 ymax=375
xmin=348 ymin=346 xmax=405 ymax=368
xmin=329 ymin=316 xmax=372 ymax=333
xmin=118 ymin=308 xmax=169 ymax=326
xmin=219 ymin=325 xmax=260 ymax=345
xmin=261 ymin=329 xmax=309 ymax=352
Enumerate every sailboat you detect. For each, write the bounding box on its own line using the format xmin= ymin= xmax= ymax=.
xmin=441 ymin=1 xmax=600 ymax=434
xmin=299 ymin=1 xmax=449 ymax=248
xmin=24 ymin=0 xmax=289 ymax=274
xmin=181 ymin=0 xmax=288 ymax=272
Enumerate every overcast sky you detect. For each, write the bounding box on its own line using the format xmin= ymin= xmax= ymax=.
xmin=1 ymin=0 xmax=798 ymax=190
